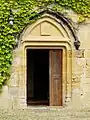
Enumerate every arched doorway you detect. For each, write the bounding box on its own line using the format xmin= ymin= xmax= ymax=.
xmin=11 ymin=10 xmax=74 ymax=107
xmin=21 ymin=13 xmax=72 ymax=106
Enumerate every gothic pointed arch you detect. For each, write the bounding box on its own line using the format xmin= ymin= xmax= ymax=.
xmin=19 ymin=9 xmax=80 ymax=50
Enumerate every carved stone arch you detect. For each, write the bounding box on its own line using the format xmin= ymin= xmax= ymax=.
xmin=20 ymin=14 xmax=70 ymax=40
xmin=19 ymin=10 xmax=80 ymax=50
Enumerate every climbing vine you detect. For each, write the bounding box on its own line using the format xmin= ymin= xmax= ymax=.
xmin=0 ymin=0 xmax=90 ymax=88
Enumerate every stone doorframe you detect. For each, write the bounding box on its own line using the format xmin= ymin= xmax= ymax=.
xmin=9 ymin=12 xmax=74 ymax=108
xmin=19 ymin=37 xmax=72 ymax=107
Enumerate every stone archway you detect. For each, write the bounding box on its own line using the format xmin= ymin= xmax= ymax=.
xmin=10 ymin=11 xmax=73 ymax=108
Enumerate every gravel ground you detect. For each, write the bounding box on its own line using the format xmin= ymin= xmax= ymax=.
xmin=0 ymin=107 xmax=90 ymax=120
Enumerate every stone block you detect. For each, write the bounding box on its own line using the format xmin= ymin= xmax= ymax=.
xmin=85 ymin=50 xmax=90 ymax=58
xmin=12 ymin=97 xmax=20 ymax=108
xmin=81 ymin=83 xmax=90 ymax=93
xmin=72 ymin=73 xmax=82 ymax=83
xmin=76 ymin=49 xmax=85 ymax=58
xmin=72 ymin=82 xmax=80 ymax=89
xmin=19 ymin=87 xmax=26 ymax=98
xmin=19 ymin=98 xmax=27 ymax=108
xmin=86 ymin=59 xmax=90 ymax=78
xmin=18 ymin=74 xmax=26 ymax=85
xmin=72 ymin=50 xmax=85 ymax=58
xmin=0 ymin=86 xmax=12 ymax=109
xmin=68 ymin=50 xmax=72 ymax=58
xmin=72 ymin=58 xmax=85 ymax=75
xmin=12 ymin=56 xmax=21 ymax=67
xmin=81 ymin=78 xmax=90 ymax=84
xmin=78 ymin=24 xmax=90 ymax=49
xmin=9 ymin=86 xmax=19 ymax=97
xmin=80 ymin=91 xmax=90 ymax=107
xmin=10 ymin=72 xmax=19 ymax=86
xmin=71 ymin=88 xmax=81 ymax=108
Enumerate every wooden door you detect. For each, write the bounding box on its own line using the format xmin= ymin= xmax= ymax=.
xmin=49 ymin=50 xmax=62 ymax=106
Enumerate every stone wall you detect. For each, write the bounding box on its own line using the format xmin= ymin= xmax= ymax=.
xmin=0 ymin=13 xmax=90 ymax=109
xmin=70 ymin=21 xmax=90 ymax=108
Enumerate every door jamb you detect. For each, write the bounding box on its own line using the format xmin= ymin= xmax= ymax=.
xmin=23 ymin=44 xmax=72 ymax=107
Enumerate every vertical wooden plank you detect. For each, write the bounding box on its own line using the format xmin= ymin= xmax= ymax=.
xmin=49 ymin=50 xmax=62 ymax=106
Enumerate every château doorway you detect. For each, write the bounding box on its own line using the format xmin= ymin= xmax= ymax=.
xmin=27 ymin=49 xmax=62 ymax=106
xmin=15 ymin=11 xmax=73 ymax=108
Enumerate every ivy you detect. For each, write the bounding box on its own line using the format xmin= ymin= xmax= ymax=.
xmin=0 ymin=0 xmax=90 ymax=88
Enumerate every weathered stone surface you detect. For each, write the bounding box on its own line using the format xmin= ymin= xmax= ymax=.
xmin=12 ymin=97 xmax=20 ymax=108
xmin=75 ymin=49 xmax=85 ymax=58
xmin=0 ymin=86 xmax=12 ymax=109
xmin=71 ymin=88 xmax=81 ymax=107
xmin=19 ymin=87 xmax=26 ymax=98
xmin=86 ymin=59 xmax=90 ymax=78
xmin=81 ymin=78 xmax=90 ymax=84
xmin=1 ymin=13 xmax=90 ymax=109
xmin=9 ymin=86 xmax=19 ymax=97
xmin=85 ymin=50 xmax=90 ymax=58
xmin=10 ymin=72 xmax=19 ymax=86
xmin=72 ymin=58 xmax=85 ymax=74
xmin=78 ymin=23 xmax=90 ymax=49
